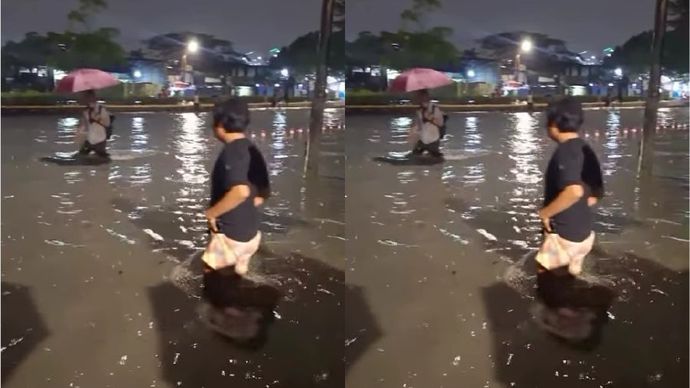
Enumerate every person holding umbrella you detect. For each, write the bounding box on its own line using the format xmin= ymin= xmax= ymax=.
xmin=76 ymin=89 xmax=112 ymax=158
xmin=411 ymin=89 xmax=444 ymax=157
xmin=55 ymin=68 xmax=119 ymax=159
xmin=389 ymin=68 xmax=452 ymax=158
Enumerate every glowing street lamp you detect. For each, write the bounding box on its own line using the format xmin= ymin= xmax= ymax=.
xmin=515 ymin=38 xmax=532 ymax=83
xmin=466 ymin=69 xmax=476 ymax=78
xmin=182 ymin=39 xmax=199 ymax=85
xmin=187 ymin=39 xmax=199 ymax=54
xmin=614 ymin=67 xmax=623 ymax=77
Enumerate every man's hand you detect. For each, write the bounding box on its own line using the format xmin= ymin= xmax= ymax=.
xmin=537 ymin=209 xmax=552 ymax=233
xmin=254 ymin=197 xmax=265 ymax=207
xmin=587 ymin=197 xmax=598 ymax=207
xmin=205 ymin=210 xmax=219 ymax=233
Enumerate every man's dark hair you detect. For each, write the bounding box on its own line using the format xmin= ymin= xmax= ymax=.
xmin=212 ymin=98 xmax=250 ymax=133
xmin=546 ymin=97 xmax=584 ymax=133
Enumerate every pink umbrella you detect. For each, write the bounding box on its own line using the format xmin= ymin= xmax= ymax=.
xmin=55 ymin=68 xmax=120 ymax=93
xmin=389 ymin=68 xmax=454 ymax=93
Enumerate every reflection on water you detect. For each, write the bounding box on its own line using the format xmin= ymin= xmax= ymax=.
xmin=346 ymin=107 xmax=689 ymax=387
xmin=268 ymin=111 xmax=288 ymax=176
xmin=2 ymin=109 xmax=344 ymax=387
xmin=456 ymin=116 xmax=485 ymax=185
xmin=174 ymin=112 xmax=209 ymax=187
xmin=602 ymin=110 xmax=622 ymax=176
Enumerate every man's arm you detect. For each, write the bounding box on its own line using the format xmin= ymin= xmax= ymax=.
xmin=206 ymin=184 xmax=251 ymax=220
xmin=539 ymin=184 xmax=584 ymax=219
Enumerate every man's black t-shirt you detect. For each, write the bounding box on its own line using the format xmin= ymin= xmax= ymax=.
xmin=544 ymin=137 xmax=599 ymax=242
xmin=210 ymin=138 xmax=258 ymax=242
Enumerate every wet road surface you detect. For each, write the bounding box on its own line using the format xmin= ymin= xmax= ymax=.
xmin=2 ymin=109 xmax=345 ymax=387
xmin=345 ymin=107 xmax=689 ymax=387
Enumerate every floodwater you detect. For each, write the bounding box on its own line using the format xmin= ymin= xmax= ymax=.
xmin=2 ymin=109 xmax=345 ymax=387
xmin=345 ymin=108 xmax=689 ymax=387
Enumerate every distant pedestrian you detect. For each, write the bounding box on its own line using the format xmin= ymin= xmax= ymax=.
xmin=193 ymin=91 xmax=200 ymax=112
xmin=409 ymin=89 xmax=445 ymax=158
xmin=527 ymin=93 xmax=534 ymax=112
xmin=76 ymin=89 xmax=112 ymax=159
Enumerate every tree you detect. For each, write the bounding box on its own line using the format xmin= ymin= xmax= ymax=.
xmin=606 ymin=0 xmax=687 ymax=75
xmin=346 ymin=28 xmax=458 ymax=69
xmin=67 ymin=0 xmax=108 ymax=31
xmin=2 ymin=30 xmax=126 ymax=73
xmin=606 ymin=27 xmax=688 ymax=75
xmin=305 ymin=0 xmax=335 ymax=177
xmin=639 ymin=0 xmax=670 ymax=178
xmin=668 ymin=0 xmax=688 ymax=30
xmin=384 ymin=28 xmax=458 ymax=69
xmin=346 ymin=31 xmax=387 ymax=66
xmin=270 ymin=29 xmax=345 ymax=74
xmin=49 ymin=29 xmax=126 ymax=71
xmin=400 ymin=0 xmax=443 ymax=31
xmin=2 ymin=32 xmax=56 ymax=72
xmin=605 ymin=31 xmax=654 ymax=75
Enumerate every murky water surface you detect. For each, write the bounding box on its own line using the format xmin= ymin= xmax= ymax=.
xmin=2 ymin=109 xmax=345 ymax=387
xmin=346 ymin=107 xmax=688 ymax=387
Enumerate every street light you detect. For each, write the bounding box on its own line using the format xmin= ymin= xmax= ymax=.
xmin=182 ymin=39 xmax=199 ymax=85
xmin=515 ymin=38 xmax=532 ymax=83
xmin=187 ymin=39 xmax=199 ymax=54
xmin=281 ymin=68 xmax=289 ymax=77
xmin=133 ymin=70 xmax=142 ymax=79
xmin=614 ymin=67 xmax=623 ymax=77
xmin=467 ymin=69 xmax=476 ymax=78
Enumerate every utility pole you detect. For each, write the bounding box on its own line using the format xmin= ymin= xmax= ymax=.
xmin=304 ymin=0 xmax=334 ymax=177
xmin=638 ymin=0 xmax=669 ymax=177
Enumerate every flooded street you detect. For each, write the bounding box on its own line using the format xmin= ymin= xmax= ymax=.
xmin=345 ymin=108 xmax=689 ymax=387
xmin=2 ymin=109 xmax=345 ymax=387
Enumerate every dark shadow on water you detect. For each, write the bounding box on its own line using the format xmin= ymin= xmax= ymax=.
xmin=149 ymin=249 xmax=345 ymax=388
xmin=201 ymin=266 xmax=281 ymax=350
xmin=39 ymin=155 xmax=110 ymax=166
xmin=372 ymin=155 xmax=445 ymax=166
xmin=534 ymin=266 xmax=617 ymax=350
xmin=484 ymin=249 xmax=688 ymax=387
xmin=1 ymin=282 xmax=50 ymax=384
xmin=344 ymin=284 xmax=383 ymax=373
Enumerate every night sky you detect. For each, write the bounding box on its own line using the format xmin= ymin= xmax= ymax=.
xmin=1 ymin=0 xmax=322 ymax=54
xmin=3 ymin=0 xmax=656 ymax=56
xmin=347 ymin=0 xmax=654 ymax=55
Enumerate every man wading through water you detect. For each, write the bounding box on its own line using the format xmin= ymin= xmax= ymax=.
xmin=410 ymin=89 xmax=445 ymax=158
xmin=535 ymin=97 xmax=608 ymax=341
xmin=202 ymin=98 xmax=272 ymax=337
xmin=76 ymin=89 xmax=112 ymax=158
